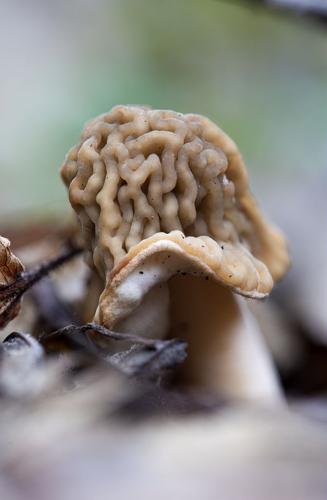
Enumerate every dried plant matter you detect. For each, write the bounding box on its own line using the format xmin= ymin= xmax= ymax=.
xmin=0 ymin=236 xmax=24 ymax=327
xmin=0 ymin=243 xmax=82 ymax=329
xmin=41 ymin=322 xmax=187 ymax=379
xmin=0 ymin=332 xmax=46 ymax=398
xmin=61 ymin=105 xmax=289 ymax=294
xmin=0 ymin=237 xmax=23 ymax=284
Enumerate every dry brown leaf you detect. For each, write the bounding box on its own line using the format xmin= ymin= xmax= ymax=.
xmin=0 ymin=236 xmax=24 ymax=327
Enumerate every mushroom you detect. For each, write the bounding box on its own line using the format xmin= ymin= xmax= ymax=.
xmin=61 ymin=105 xmax=289 ymax=402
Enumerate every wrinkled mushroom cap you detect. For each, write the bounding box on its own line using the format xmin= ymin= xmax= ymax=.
xmin=61 ymin=105 xmax=289 ymax=303
xmin=61 ymin=108 xmax=290 ymax=402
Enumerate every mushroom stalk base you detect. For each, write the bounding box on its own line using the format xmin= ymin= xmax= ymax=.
xmin=101 ymin=271 xmax=282 ymax=404
xmin=169 ymin=275 xmax=282 ymax=403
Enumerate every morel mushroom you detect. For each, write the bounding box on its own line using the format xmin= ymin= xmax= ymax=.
xmin=61 ymin=105 xmax=289 ymax=402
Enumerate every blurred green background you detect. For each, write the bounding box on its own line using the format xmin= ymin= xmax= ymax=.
xmin=1 ymin=0 xmax=326 ymax=221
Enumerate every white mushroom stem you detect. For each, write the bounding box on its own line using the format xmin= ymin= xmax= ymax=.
xmin=96 ymin=237 xmax=282 ymax=404
xmin=116 ymin=282 xmax=170 ymax=340
xmin=169 ymin=275 xmax=282 ymax=403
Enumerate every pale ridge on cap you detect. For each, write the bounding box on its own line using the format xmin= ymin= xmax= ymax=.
xmin=61 ymin=105 xmax=289 ymax=297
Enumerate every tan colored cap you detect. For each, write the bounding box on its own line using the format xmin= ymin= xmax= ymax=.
xmin=61 ymin=105 xmax=289 ymax=302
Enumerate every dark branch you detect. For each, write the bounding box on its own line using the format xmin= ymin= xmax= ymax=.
xmin=224 ymin=0 xmax=327 ymax=24
xmin=42 ymin=322 xmax=166 ymax=348
xmin=40 ymin=322 xmax=188 ymax=379
xmin=0 ymin=245 xmax=82 ymax=328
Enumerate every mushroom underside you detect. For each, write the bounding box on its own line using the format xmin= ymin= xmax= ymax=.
xmin=94 ymin=237 xmax=282 ymax=403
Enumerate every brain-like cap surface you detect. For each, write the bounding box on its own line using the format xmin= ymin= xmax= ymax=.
xmin=61 ymin=105 xmax=289 ymax=297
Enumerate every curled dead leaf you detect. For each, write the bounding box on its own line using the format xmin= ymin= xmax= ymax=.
xmin=0 ymin=237 xmax=24 ymax=328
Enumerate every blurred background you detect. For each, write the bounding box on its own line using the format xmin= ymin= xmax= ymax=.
xmin=1 ymin=2 xmax=327 ymax=499
xmin=1 ymin=0 xmax=326 ymax=351
xmin=1 ymin=0 xmax=326 ymax=218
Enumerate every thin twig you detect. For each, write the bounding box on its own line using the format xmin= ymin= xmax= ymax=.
xmin=40 ymin=322 xmax=188 ymax=378
xmin=0 ymin=245 xmax=82 ymax=327
xmin=41 ymin=322 xmax=165 ymax=348
xmin=222 ymin=0 xmax=327 ymax=24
